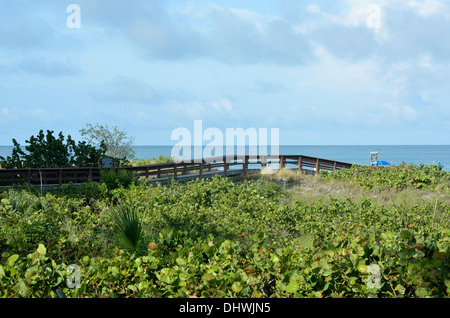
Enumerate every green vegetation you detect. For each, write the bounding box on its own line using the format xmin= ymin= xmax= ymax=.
xmin=0 ymin=130 xmax=107 ymax=169
xmin=100 ymin=169 xmax=138 ymax=193
xmin=128 ymin=155 xmax=174 ymax=166
xmin=320 ymin=163 xmax=450 ymax=191
xmin=0 ymin=164 xmax=448 ymax=298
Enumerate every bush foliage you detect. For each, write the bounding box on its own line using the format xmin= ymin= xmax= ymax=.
xmin=0 ymin=130 xmax=107 ymax=169
xmin=0 ymin=165 xmax=449 ymax=298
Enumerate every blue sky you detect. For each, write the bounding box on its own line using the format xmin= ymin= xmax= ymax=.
xmin=0 ymin=0 xmax=449 ymax=146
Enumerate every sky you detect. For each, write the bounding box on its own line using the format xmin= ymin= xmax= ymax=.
xmin=0 ymin=0 xmax=449 ymax=146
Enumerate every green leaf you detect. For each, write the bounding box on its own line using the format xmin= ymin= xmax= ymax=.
xmin=407 ymin=263 xmax=421 ymax=274
xmin=176 ymin=258 xmax=187 ymax=266
xmin=137 ymin=281 xmax=149 ymax=291
xmin=37 ymin=244 xmax=46 ymax=256
xmin=0 ymin=265 xmax=5 ymax=279
xmin=13 ymin=279 xmax=29 ymax=296
xmin=7 ymin=254 xmax=19 ymax=265
xmin=179 ymin=273 xmax=189 ymax=281
xmin=323 ymin=250 xmax=334 ymax=257
xmin=232 ymin=282 xmax=243 ymax=293
xmin=298 ymin=235 xmax=313 ymax=249
xmin=178 ymin=288 xmax=188 ymax=297
xmin=127 ymin=284 xmax=138 ymax=292
xmin=25 ymin=267 xmax=39 ymax=283
xmin=381 ymin=231 xmax=394 ymax=241
xmin=445 ymin=280 xmax=450 ymax=288
xmin=395 ymin=284 xmax=406 ymax=294
xmin=400 ymin=229 xmax=413 ymax=241
xmin=357 ymin=264 xmax=368 ymax=273
xmin=202 ymin=273 xmax=215 ymax=282
xmin=285 ymin=280 xmax=299 ymax=294
xmin=415 ymin=287 xmax=428 ymax=298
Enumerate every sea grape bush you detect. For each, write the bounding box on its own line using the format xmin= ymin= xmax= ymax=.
xmin=0 ymin=130 xmax=107 ymax=169
xmin=0 ymin=173 xmax=449 ymax=298
xmin=320 ymin=163 xmax=450 ymax=191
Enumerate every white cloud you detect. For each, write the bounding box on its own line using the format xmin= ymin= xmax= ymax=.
xmin=185 ymin=98 xmax=235 ymax=119
xmin=406 ymin=0 xmax=449 ymax=17
xmin=211 ymin=98 xmax=233 ymax=113
xmin=0 ymin=107 xmax=18 ymax=120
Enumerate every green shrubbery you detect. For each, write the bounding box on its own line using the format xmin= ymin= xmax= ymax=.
xmin=100 ymin=169 xmax=138 ymax=193
xmin=0 ymin=130 xmax=107 ymax=169
xmin=129 ymin=155 xmax=174 ymax=166
xmin=320 ymin=163 xmax=450 ymax=191
xmin=0 ymin=169 xmax=449 ymax=298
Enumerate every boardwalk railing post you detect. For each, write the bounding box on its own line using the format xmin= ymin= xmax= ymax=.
xmin=224 ymin=161 xmax=228 ymax=177
xmin=333 ymin=161 xmax=337 ymax=172
xmin=199 ymin=161 xmax=203 ymax=181
xmin=280 ymin=156 xmax=285 ymax=170
xmin=298 ymin=156 xmax=302 ymax=173
xmin=261 ymin=156 xmax=267 ymax=170
xmin=315 ymin=158 xmax=320 ymax=175
xmin=243 ymin=156 xmax=248 ymax=176
xmin=59 ymin=168 xmax=63 ymax=186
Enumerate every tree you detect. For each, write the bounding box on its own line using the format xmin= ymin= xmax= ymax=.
xmin=79 ymin=123 xmax=135 ymax=162
xmin=0 ymin=130 xmax=107 ymax=168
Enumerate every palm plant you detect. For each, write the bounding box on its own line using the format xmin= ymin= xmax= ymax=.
xmin=110 ymin=200 xmax=147 ymax=255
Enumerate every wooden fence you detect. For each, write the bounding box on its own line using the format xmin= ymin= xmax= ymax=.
xmin=0 ymin=154 xmax=354 ymax=186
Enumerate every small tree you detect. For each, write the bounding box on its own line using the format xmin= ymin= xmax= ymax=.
xmin=80 ymin=123 xmax=135 ymax=163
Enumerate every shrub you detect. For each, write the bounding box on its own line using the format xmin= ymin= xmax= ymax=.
xmin=0 ymin=130 xmax=107 ymax=169
xmin=100 ymin=169 xmax=138 ymax=192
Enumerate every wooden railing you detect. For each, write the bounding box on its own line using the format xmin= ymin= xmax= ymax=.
xmin=0 ymin=154 xmax=354 ymax=186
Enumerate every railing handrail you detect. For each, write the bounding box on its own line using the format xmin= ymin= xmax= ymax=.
xmin=0 ymin=154 xmax=355 ymax=186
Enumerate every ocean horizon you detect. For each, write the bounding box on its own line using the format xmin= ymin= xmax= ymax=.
xmin=1 ymin=145 xmax=449 ymax=171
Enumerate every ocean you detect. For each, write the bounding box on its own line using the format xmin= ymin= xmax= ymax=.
xmin=1 ymin=145 xmax=448 ymax=171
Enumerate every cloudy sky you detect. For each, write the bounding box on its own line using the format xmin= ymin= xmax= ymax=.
xmin=0 ymin=0 xmax=449 ymax=146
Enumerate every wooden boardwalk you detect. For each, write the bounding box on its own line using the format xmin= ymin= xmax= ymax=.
xmin=0 ymin=154 xmax=355 ymax=187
